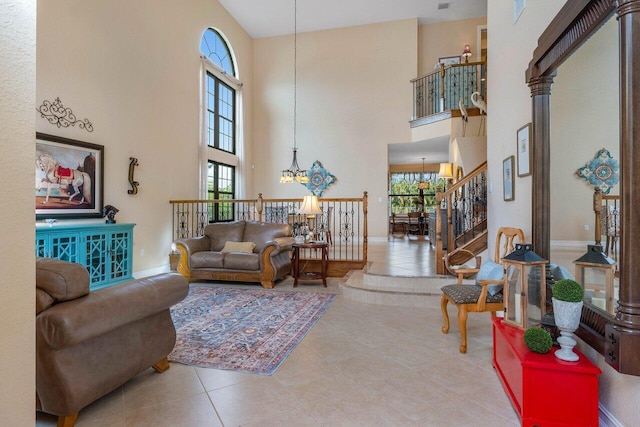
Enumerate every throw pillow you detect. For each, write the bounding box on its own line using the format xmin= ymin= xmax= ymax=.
xmin=476 ymin=260 xmax=504 ymax=296
xmin=550 ymin=263 xmax=575 ymax=281
xmin=221 ymin=241 xmax=256 ymax=253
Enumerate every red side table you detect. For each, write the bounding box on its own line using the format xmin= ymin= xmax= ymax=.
xmin=492 ymin=317 xmax=601 ymax=426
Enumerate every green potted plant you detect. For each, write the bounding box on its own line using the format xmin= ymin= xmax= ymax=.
xmin=524 ymin=327 xmax=553 ymax=354
xmin=552 ymin=279 xmax=585 ymax=361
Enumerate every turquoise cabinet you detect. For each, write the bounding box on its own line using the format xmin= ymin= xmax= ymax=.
xmin=36 ymin=223 xmax=135 ymax=291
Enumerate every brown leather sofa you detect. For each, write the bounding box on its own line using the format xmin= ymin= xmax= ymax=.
xmin=173 ymin=220 xmax=294 ymax=288
xmin=36 ymin=257 xmax=189 ymax=427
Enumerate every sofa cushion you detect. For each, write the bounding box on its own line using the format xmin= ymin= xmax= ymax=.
xmin=36 ymin=257 xmax=90 ymax=305
xmin=190 ymin=251 xmax=225 ymax=269
xmin=221 ymin=241 xmax=256 ymax=253
xmin=224 ymin=252 xmax=260 ymax=270
xmin=244 ymin=221 xmax=291 ymax=253
xmin=204 ymin=221 xmax=246 ymax=252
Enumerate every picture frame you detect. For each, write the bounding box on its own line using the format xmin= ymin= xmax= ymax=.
xmin=438 ymin=55 xmax=461 ymax=66
xmin=503 ymin=156 xmax=515 ymax=201
xmin=36 ymin=132 xmax=104 ymax=219
xmin=517 ymin=123 xmax=532 ymax=177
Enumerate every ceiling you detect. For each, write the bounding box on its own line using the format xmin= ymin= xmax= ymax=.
xmin=218 ymin=0 xmax=487 ymax=39
xmin=388 ymin=137 xmax=450 ymax=166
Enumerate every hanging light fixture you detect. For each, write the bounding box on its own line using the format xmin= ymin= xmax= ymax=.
xmin=280 ymin=0 xmax=309 ymax=183
xmin=418 ymin=157 xmax=430 ymax=189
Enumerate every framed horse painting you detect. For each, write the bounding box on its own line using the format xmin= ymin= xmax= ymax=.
xmin=35 ymin=133 xmax=104 ymax=219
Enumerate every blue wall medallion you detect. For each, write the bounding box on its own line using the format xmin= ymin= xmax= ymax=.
xmin=303 ymin=160 xmax=336 ymax=197
xmin=576 ymin=148 xmax=619 ymax=194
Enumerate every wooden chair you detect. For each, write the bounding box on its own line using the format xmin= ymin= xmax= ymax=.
xmin=407 ymin=212 xmax=423 ymax=235
xmin=440 ymin=226 xmax=525 ymax=353
xmin=443 ymin=248 xmax=481 ymax=284
xmin=389 ymin=213 xmax=408 ymax=236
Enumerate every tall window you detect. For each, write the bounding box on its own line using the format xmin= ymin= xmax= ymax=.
xmin=200 ymin=28 xmax=241 ymax=207
xmin=207 ymin=161 xmax=235 ymax=222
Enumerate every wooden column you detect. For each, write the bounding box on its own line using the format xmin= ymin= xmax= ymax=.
xmin=605 ymin=0 xmax=640 ymax=375
xmin=529 ymin=76 xmax=555 ymax=261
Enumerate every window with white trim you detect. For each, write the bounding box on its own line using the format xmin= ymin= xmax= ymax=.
xmin=200 ymin=28 xmax=241 ymax=207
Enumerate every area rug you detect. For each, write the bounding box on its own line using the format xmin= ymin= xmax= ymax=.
xmin=168 ymin=286 xmax=336 ymax=375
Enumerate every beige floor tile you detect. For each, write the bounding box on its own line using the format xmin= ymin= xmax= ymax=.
xmin=124 ymin=392 xmax=221 ymax=427
xmin=123 ymin=363 xmax=205 ymax=412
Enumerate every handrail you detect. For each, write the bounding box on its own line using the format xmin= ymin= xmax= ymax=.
xmin=434 ymin=162 xmax=488 ymax=274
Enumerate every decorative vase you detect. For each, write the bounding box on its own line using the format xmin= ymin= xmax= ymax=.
xmin=552 ymin=297 xmax=583 ymax=362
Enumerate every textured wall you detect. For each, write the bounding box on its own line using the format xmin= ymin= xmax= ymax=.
xmin=0 ymin=1 xmax=36 ymax=424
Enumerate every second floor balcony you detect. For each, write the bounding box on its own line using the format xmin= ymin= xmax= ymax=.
xmin=411 ymin=61 xmax=486 ymax=127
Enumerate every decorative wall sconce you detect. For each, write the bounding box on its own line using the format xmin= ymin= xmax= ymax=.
xmin=128 ymin=157 xmax=139 ymax=195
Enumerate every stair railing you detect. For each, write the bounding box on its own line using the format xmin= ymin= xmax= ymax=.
xmin=434 ymin=161 xmax=488 ymax=274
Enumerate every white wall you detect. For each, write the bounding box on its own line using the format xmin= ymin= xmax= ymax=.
xmin=36 ymin=0 xmax=254 ymax=273
xmin=252 ymin=19 xmax=417 ymax=237
xmin=418 ymin=17 xmax=487 ymax=77
xmin=0 ymin=1 xmax=36 ymax=424
xmin=486 ymin=0 xmax=565 ymax=250
xmin=489 ymin=2 xmax=640 ymax=425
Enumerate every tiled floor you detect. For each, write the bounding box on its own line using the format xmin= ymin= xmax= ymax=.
xmin=36 ymin=237 xmax=521 ymax=427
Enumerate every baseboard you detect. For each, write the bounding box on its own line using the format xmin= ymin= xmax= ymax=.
xmin=550 ymin=240 xmax=592 ymax=250
xmin=133 ymin=264 xmax=171 ymax=279
xmin=599 ymin=403 xmax=623 ymax=427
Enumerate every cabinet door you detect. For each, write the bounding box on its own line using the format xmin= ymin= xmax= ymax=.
xmin=85 ymin=230 xmax=109 ymax=285
xmin=36 ymin=235 xmax=47 ymax=258
xmin=109 ymin=229 xmax=132 ymax=280
xmin=49 ymin=233 xmax=81 ymax=263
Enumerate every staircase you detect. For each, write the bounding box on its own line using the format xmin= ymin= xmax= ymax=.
xmin=434 ymin=161 xmax=488 ymax=274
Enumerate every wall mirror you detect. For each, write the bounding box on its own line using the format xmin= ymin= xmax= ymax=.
xmin=550 ymin=16 xmax=619 ymax=314
xmin=527 ymin=0 xmax=640 ymax=375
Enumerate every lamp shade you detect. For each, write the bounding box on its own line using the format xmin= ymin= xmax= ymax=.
xmin=299 ymin=195 xmax=322 ymax=215
xmin=438 ymin=162 xmax=454 ymax=179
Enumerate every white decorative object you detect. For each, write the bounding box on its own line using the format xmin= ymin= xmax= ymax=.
xmin=552 ymin=297 xmax=584 ymax=362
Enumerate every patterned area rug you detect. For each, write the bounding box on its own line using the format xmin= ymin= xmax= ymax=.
xmin=168 ymin=286 xmax=336 ymax=375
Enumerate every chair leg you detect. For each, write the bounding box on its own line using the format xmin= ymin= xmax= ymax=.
xmin=441 ymin=295 xmax=450 ymax=334
xmin=57 ymin=413 xmax=78 ymax=427
xmin=152 ymin=357 xmax=170 ymax=373
xmin=457 ymin=306 xmax=469 ymax=354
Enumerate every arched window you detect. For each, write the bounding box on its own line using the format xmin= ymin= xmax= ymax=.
xmin=200 ymin=28 xmax=235 ymax=76
xmin=199 ymin=28 xmax=243 ymax=208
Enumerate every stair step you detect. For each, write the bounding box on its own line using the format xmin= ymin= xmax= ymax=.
xmin=341 ymin=270 xmax=472 ymax=307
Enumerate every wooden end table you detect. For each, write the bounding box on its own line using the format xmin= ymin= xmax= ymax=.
xmin=291 ymin=242 xmax=328 ymax=287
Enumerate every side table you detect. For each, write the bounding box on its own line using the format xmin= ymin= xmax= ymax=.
xmin=291 ymin=242 xmax=328 ymax=287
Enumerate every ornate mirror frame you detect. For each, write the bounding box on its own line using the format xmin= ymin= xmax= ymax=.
xmin=527 ymin=0 xmax=640 ymax=375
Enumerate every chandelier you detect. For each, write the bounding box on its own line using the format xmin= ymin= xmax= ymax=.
xmin=280 ymin=0 xmax=308 ymax=183
xmin=418 ymin=157 xmax=430 ymax=189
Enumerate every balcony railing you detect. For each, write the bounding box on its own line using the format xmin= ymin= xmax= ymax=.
xmin=169 ymin=192 xmax=368 ymax=276
xmin=411 ymin=62 xmax=486 ymax=122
